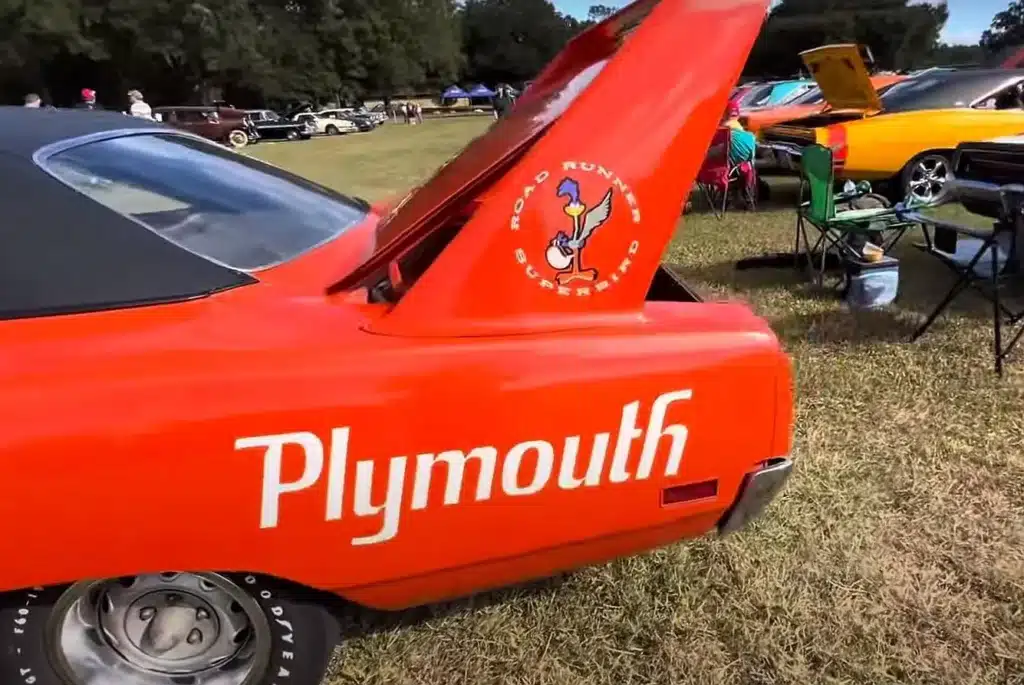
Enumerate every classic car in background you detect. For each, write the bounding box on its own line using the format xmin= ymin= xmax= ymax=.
xmin=152 ymin=105 xmax=259 ymax=148
xmin=759 ymin=43 xmax=1024 ymax=203
xmin=316 ymin=108 xmax=378 ymax=132
xmin=245 ymin=109 xmax=314 ymax=141
xmin=0 ymin=1 xmax=792 ymax=685
xmin=292 ymin=111 xmax=358 ymax=135
xmin=736 ymin=79 xmax=816 ymax=111
xmin=947 ymin=135 xmax=1024 ymax=218
xmin=741 ymin=73 xmax=907 ymax=133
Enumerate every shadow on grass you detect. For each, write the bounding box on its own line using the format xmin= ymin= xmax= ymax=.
xmin=684 ymin=176 xmax=802 ymax=217
xmin=668 ymin=237 xmax=1024 ymax=345
xmin=328 ymin=574 xmax=571 ymax=639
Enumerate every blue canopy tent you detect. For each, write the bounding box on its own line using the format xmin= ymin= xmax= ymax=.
xmin=441 ymin=85 xmax=469 ymax=102
xmin=468 ymin=84 xmax=496 ymax=98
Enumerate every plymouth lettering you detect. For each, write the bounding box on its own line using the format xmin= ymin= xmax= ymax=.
xmin=236 ymin=389 xmax=692 ymax=546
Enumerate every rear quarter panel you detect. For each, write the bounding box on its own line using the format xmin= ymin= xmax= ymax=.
xmin=843 ymin=109 xmax=1024 ymax=179
xmin=0 ymin=295 xmax=787 ymax=610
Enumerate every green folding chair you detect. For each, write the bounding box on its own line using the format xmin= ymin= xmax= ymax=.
xmin=795 ymin=144 xmax=917 ymax=285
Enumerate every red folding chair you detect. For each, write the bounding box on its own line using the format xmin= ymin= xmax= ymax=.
xmin=695 ymin=127 xmax=758 ymax=218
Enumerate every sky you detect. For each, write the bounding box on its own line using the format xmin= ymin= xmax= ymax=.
xmin=551 ymin=0 xmax=1009 ymax=46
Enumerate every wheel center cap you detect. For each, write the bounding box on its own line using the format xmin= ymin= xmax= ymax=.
xmin=125 ymin=591 xmax=218 ymax=663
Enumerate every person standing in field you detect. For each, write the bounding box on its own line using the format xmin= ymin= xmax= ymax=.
xmin=493 ymin=86 xmax=514 ymax=120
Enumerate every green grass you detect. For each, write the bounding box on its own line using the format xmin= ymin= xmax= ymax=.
xmin=250 ymin=119 xmax=1024 ymax=685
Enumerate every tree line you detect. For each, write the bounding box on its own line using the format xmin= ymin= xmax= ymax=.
xmin=0 ymin=0 xmax=590 ymax=109
xmin=3 ymin=0 xmax=1024 ymax=110
xmin=745 ymin=0 xmax=1024 ymax=78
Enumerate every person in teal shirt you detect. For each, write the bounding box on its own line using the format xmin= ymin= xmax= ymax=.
xmin=722 ymin=103 xmax=756 ymax=167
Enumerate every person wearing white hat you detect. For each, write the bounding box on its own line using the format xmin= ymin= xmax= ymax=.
xmin=127 ymin=89 xmax=154 ymax=120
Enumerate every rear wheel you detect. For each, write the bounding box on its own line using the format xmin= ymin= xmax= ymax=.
xmin=228 ymin=130 xmax=249 ymax=148
xmin=0 ymin=572 xmax=336 ymax=685
xmin=325 ymin=124 xmax=339 ymax=135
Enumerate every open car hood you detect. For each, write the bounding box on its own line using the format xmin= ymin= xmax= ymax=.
xmin=799 ymin=44 xmax=883 ymax=113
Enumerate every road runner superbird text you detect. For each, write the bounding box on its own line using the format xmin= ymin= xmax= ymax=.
xmin=236 ymin=390 xmax=693 ymax=546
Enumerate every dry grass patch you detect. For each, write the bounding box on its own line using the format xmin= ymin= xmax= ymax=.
xmin=250 ymin=118 xmax=1024 ymax=685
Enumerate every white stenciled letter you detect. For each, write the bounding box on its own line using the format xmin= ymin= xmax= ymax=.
xmin=557 ymin=433 xmax=610 ymax=489
xmin=635 ymin=390 xmax=693 ymax=479
xmin=502 ymin=441 xmax=555 ymax=496
xmin=325 ymin=427 xmax=350 ymax=522
xmin=236 ymin=432 xmax=325 ymax=529
xmin=609 ymin=401 xmax=643 ymax=483
xmin=411 ymin=447 xmax=498 ymax=509
xmin=351 ymin=457 xmax=407 ymax=546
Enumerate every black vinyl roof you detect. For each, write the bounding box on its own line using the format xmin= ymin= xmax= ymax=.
xmin=0 ymin=106 xmax=255 ymax=321
xmin=882 ymin=69 xmax=1024 ymax=112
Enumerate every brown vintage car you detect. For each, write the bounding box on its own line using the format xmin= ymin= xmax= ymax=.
xmin=152 ymin=105 xmax=260 ymax=148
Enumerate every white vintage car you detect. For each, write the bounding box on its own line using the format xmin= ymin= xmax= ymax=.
xmin=292 ymin=112 xmax=357 ymax=135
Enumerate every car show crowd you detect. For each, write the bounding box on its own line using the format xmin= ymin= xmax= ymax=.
xmin=17 ymin=84 xmax=516 ymax=150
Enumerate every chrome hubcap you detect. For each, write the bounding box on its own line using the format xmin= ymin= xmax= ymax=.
xmin=49 ymin=573 xmax=271 ymax=685
xmin=908 ymin=155 xmax=949 ymax=203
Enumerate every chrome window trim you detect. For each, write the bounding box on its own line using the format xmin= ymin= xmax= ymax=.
xmin=32 ymin=128 xmax=364 ymax=274
xmin=968 ymin=75 xmax=1024 ymax=109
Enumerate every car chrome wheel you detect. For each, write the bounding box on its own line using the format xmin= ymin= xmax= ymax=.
xmin=906 ymin=154 xmax=949 ymax=204
xmin=46 ymin=573 xmax=271 ymax=685
xmin=228 ymin=131 xmax=249 ymax=148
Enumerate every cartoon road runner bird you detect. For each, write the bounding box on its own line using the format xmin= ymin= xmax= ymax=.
xmin=545 ymin=177 xmax=613 ymax=284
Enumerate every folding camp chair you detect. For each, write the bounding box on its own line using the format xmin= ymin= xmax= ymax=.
xmin=695 ymin=128 xmax=757 ymax=218
xmin=795 ymin=144 xmax=917 ymax=286
xmin=900 ymin=189 xmax=1024 ymax=376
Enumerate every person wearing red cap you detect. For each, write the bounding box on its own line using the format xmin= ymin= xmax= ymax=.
xmin=721 ymin=101 xmax=755 ymax=168
xmin=75 ymin=88 xmax=98 ymax=110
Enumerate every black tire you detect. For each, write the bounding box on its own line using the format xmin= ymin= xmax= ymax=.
xmin=899 ymin=151 xmax=952 ymax=206
xmin=325 ymin=124 xmax=339 ymax=135
xmin=286 ymin=130 xmax=299 ymax=141
xmin=0 ymin=574 xmax=337 ymax=685
xmin=228 ymin=130 xmax=249 ymax=148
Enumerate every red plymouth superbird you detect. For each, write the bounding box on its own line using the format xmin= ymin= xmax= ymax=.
xmin=0 ymin=1 xmax=788 ymax=684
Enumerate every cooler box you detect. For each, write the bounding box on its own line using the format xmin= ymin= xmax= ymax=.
xmin=843 ymin=255 xmax=899 ymax=310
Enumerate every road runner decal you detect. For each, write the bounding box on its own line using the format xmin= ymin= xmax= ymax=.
xmin=511 ymin=161 xmax=641 ymax=297
xmin=236 ymin=390 xmax=692 ymax=546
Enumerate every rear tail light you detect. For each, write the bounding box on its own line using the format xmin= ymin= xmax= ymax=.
xmin=825 ymin=124 xmax=848 ymax=173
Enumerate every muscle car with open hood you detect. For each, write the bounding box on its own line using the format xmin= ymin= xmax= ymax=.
xmin=0 ymin=2 xmax=791 ymax=684
xmin=740 ymin=73 xmax=907 ymax=134
xmin=760 ymin=43 xmax=1024 ymax=203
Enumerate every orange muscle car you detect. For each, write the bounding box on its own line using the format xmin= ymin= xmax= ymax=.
xmin=0 ymin=1 xmax=791 ymax=684
xmin=741 ymin=73 xmax=907 ymax=133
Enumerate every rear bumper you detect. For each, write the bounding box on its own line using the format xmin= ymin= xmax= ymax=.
xmin=717 ymin=457 xmax=793 ymax=534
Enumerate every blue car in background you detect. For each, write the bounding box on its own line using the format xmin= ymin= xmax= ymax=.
xmin=738 ymin=79 xmax=815 ymax=111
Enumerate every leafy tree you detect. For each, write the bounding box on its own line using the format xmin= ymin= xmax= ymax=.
xmin=587 ymin=4 xmax=617 ymax=22
xmin=982 ymin=1 xmax=1024 ymax=56
xmin=746 ymin=0 xmax=949 ymax=76
xmin=460 ymin=0 xmax=583 ymax=86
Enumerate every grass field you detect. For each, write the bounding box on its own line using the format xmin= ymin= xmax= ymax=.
xmin=250 ymin=119 xmax=1024 ymax=685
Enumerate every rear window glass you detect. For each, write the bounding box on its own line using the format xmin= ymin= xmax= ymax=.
xmin=43 ymin=133 xmax=368 ymax=271
xmin=791 ymin=87 xmax=823 ymax=105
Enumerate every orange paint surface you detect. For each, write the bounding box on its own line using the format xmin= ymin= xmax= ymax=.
xmin=0 ymin=0 xmax=792 ymax=611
